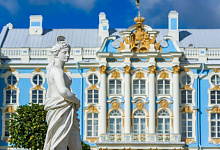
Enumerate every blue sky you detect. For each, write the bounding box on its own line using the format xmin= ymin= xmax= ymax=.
xmin=0 ymin=0 xmax=219 ymax=29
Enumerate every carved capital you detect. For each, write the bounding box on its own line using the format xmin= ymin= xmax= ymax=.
xmin=135 ymin=71 xmax=144 ymax=79
xmin=124 ymin=66 xmax=131 ymax=74
xmin=173 ymin=65 xmax=180 ymax=74
xmin=99 ymin=66 xmax=107 ymax=74
xmin=148 ymin=66 xmax=156 ymax=74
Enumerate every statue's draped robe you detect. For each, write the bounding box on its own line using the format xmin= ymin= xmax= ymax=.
xmin=43 ymin=96 xmax=78 ymax=150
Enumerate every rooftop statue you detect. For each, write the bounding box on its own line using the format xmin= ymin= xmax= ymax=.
xmin=44 ymin=36 xmax=82 ymax=150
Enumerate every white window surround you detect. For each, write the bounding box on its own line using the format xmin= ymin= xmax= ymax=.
xmin=157 ymin=109 xmax=172 ymax=134
xmin=85 ymin=87 xmax=100 ymax=106
xmin=180 ymin=89 xmax=196 ymax=106
xmin=107 ymin=108 xmax=124 ymax=133
xmin=208 ymin=71 xmax=220 ymax=88
xmin=86 ymin=113 xmax=99 ymax=137
xmin=131 ymin=68 xmax=148 ymax=99
xmin=3 ymin=71 xmax=20 ymax=107
xmin=29 ymin=71 xmax=46 ymax=104
xmin=156 ymin=108 xmax=173 ymax=133
xmin=132 ymin=106 xmax=149 ymax=133
xmin=107 ymin=68 xmax=124 ymax=98
xmin=109 ymin=110 xmax=122 ymax=134
xmin=207 ymin=109 xmax=220 ymax=142
xmin=180 ymin=106 xmax=196 ymax=142
xmin=85 ymin=71 xmax=100 ymax=87
xmin=180 ymin=71 xmax=195 ymax=88
xmin=156 ymin=68 xmax=173 ymax=99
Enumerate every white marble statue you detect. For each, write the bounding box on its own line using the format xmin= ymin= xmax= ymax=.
xmin=44 ymin=36 xmax=82 ymax=150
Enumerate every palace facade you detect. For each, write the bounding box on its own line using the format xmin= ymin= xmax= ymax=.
xmin=0 ymin=11 xmax=220 ymax=150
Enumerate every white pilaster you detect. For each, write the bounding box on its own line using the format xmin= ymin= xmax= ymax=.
xmin=124 ymin=66 xmax=131 ymax=133
xmin=99 ymin=66 xmax=107 ymax=134
xmin=148 ymin=66 xmax=156 ymax=134
xmin=173 ymin=66 xmax=180 ymax=134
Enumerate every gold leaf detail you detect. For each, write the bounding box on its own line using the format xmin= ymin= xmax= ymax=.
xmin=87 ymin=137 xmax=99 ymax=143
xmin=182 ymin=138 xmax=194 ymax=145
xmin=5 ymin=106 xmax=16 ymax=113
xmin=212 ymin=138 xmax=220 ymax=145
xmin=87 ymin=106 xmax=99 ymax=113
xmin=184 ymin=85 xmax=192 ymax=90
xmin=213 ymin=68 xmax=219 ymax=73
xmin=173 ymin=65 xmax=180 ymax=74
xmin=181 ymin=106 xmax=193 ymax=113
xmin=111 ymin=71 xmax=120 ymax=79
xmin=148 ymin=66 xmax=156 ymax=74
xmin=112 ymin=100 xmax=119 ymax=110
xmin=118 ymin=41 xmax=126 ymax=52
xmin=136 ymin=100 xmax=144 ymax=110
xmin=90 ymin=67 xmax=96 ymax=72
xmin=35 ymin=68 xmax=41 ymax=72
xmin=6 ymin=85 xmax=15 ymax=90
xmin=64 ymin=68 xmax=70 ymax=72
xmin=135 ymin=71 xmax=144 ymax=79
xmin=9 ymin=68 xmax=15 ymax=72
xmin=88 ymin=85 xmax=98 ymax=90
xmin=159 ymin=71 xmax=169 ymax=79
xmin=213 ymin=85 xmax=220 ymax=90
xmin=184 ymin=68 xmax=190 ymax=72
xmin=99 ymin=66 xmax=107 ymax=74
xmin=211 ymin=107 xmax=220 ymax=113
xmin=124 ymin=66 xmax=131 ymax=74
xmin=33 ymin=85 xmax=42 ymax=90
xmin=160 ymin=100 xmax=168 ymax=109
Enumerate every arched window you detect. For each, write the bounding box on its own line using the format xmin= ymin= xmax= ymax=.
xmin=88 ymin=74 xmax=98 ymax=85
xmin=210 ymin=113 xmax=220 ymax=138
xmin=109 ymin=110 xmax=122 ymax=133
xmin=32 ymin=90 xmax=44 ymax=104
xmin=133 ymin=110 xmax=146 ymax=133
xmin=109 ymin=80 xmax=121 ymax=95
xmin=7 ymin=75 xmax=17 ymax=85
xmin=211 ymin=75 xmax=220 ymax=86
xmin=210 ymin=91 xmax=220 ymax=105
xmin=181 ymin=90 xmax=192 ymax=104
xmin=181 ymin=113 xmax=193 ymax=138
xmin=158 ymin=110 xmax=170 ymax=133
xmin=87 ymin=113 xmax=98 ymax=137
xmin=133 ymin=80 xmax=146 ymax=95
xmin=158 ymin=80 xmax=170 ymax=95
xmin=88 ymin=90 xmax=99 ymax=104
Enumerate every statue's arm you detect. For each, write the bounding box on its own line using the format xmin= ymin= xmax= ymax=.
xmin=51 ymin=68 xmax=80 ymax=105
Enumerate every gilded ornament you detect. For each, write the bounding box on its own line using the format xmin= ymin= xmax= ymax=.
xmin=171 ymin=118 xmax=173 ymax=127
xmin=6 ymin=85 xmax=15 ymax=90
xmin=99 ymin=66 xmax=107 ymax=74
xmin=210 ymin=107 xmax=220 ymax=113
xmin=136 ymin=100 xmax=144 ymax=110
xmin=148 ymin=66 xmax=156 ymax=74
xmin=118 ymin=15 xmax=161 ymax=53
xmin=213 ymin=68 xmax=219 ymax=73
xmin=213 ymin=85 xmax=220 ymax=90
xmin=112 ymin=100 xmax=119 ymax=110
xmin=35 ymin=68 xmax=41 ymax=72
xmin=159 ymin=71 xmax=169 ymax=79
xmin=63 ymin=68 xmax=69 ymax=72
xmin=124 ymin=66 xmax=131 ymax=74
xmin=88 ymin=85 xmax=98 ymax=90
xmin=160 ymin=99 xmax=168 ymax=109
xmin=135 ymin=71 xmax=144 ymax=79
xmin=184 ymin=85 xmax=192 ymax=90
xmin=173 ymin=65 xmax=180 ymax=74
xmin=111 ymin=70 xmax=120 ymax=79
xmin=212 ymin=138 xmax=220 ymax=145
xmin=5 ymin=106 xmax=16 ymax=113
xmin=181 ymin=106 xmax=193 ymax=113
xmin=9 ymin=68 xmax=15 ymax=72
xmin=86 ymin=137 xmax=99 ymax=143
xmin=183 ymin=138 xmax=194 ymax=145
xmin=184 ymin=68 xmax=190 ymax=72
xmin=87 ymin=106 xmax=99 ymax=113
xmin=33 ymin=85 xmax=42 ymax=90
xmin=90 ymin=67 xmax=96 ymax=72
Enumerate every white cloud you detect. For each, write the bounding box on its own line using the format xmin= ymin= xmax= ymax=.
xmin=0 ymin=0 xmax=19 ymax=14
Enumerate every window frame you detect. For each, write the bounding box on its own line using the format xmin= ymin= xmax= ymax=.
xmin=32 ymin=74 xmax=43 ymax=86
xmin=133 ymin=79 xmax=146 ymax=96
xmin=133 ymin=110 xmax=146 ymax=134
xmin=210 ymin=113 xmax=220 ymax=138
xmin=157 ymin=79 xmax=171 ymax=95
xmin=109 ymin=110 xmax=122 ymax=134
xmin=180 ymin=89 xmax=194 ymax=105
xmin=157 ymin=109 xmax=171 ymax=134
xmin=109 ymin=79 xmax=122 ymax=95
xmin=87 ymin=89 xmax=99 ymax=104
xmin=86 ymin=113 xmax=99 ymax=137
xmin=181 ymin=112 xmax=193 ymax=139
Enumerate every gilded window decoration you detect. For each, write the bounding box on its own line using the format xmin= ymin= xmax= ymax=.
xmin=213 ymin=68 xmax=220 ymax=73
xmin=159 ymin=71 xmax=169 ymax=79
xmin=111 ymin=70 xmax=120 ymax=79
xmin=136 ymin=100 xmax=144 ymax=110
xmin=87 ymin=106 xmax=99 ymax=113
xmin=159 ymin=99 xmax=169 ymax=109
xmin=90 ymin=67 xmax=97 ymax=72
xmin=135 ymin=71 xmax=144 ymax=79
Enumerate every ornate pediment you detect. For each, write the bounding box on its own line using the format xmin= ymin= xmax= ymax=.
xmin=118 ymin=15 xmax=161 ymax=53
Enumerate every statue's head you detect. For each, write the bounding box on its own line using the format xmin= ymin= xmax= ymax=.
xmin=51 ymin=36 xmax=71 ymax=60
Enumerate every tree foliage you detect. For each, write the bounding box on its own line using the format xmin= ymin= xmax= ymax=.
xmin=8 ymin=103 xmax=47 ymax=150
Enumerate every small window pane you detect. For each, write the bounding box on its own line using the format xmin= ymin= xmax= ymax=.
xmin=33 ymin=75 xmax=43 ymax=85
xmin=7 ymin=75 xmax=17 ymax=85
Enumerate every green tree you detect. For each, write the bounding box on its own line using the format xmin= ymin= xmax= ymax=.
xmin=8 ymin=103 xmax=47 ymax=150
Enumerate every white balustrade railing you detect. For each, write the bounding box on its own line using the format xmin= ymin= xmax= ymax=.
xmin=184 ymin=49 xmax=199 ymax=59
xmin=30 ymin=48 xmax=49 ymax=58
xmin=1 ymin=48 xmax=22 ymax=58
xmin=82 ymin=48 xmax=98 ymax=58
xmin=206 ymin=49 xmax=220 ymax=59
xmin=99 ymin=133 xmax=181 ymax=143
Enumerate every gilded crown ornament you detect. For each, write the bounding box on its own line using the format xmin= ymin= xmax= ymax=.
xmin=160 ymin=100 xmax=168 ymax=109
xmin=112 ymin=100 xmax=120 ymax=110
xmin=160 ymin=71 xmax=169 ymax=79
xmin=135 ymin=71 xmax=144 ymax=79
xmin=111 ymin=70 xmax=120 ymax=78
xmin=136 ymin=100 xmax=144 ymax=109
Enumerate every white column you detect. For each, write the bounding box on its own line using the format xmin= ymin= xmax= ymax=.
xmin=173 ymin=66 xmax=180 ymax=134
xmin=124 ymin=66 xmax=131 ymax=133
xmin=99 ymin=66 xmax=107 ymax=134
xmin=148 ymin=66 xmax=156 ymax=134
